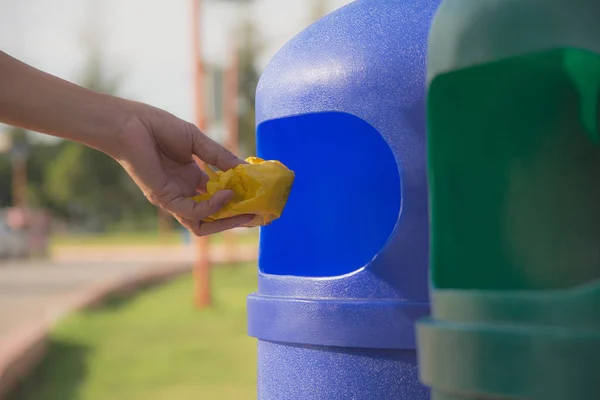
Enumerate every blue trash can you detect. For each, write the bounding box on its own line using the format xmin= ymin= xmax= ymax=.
xmin=247 ymin=1 xmax=439 ymax=398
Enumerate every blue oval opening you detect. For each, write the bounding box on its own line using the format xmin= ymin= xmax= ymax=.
xmin=257 ymin=111 xmax=401 ymax=277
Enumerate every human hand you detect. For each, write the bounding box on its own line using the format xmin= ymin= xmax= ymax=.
xmin=108 ymin=103 xmax=253 ymax=236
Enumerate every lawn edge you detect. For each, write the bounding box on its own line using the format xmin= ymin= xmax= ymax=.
xmin=0 ymin=262 xmax=192 ymax=400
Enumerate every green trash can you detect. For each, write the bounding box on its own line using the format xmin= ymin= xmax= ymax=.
xmin=417 ymin=0 xmax=600 ymax=399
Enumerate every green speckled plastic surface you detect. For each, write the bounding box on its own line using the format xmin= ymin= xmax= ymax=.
xmin=419 ymin=0 xmax=600 ymax=398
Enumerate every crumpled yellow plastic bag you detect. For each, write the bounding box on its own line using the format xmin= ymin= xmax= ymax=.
xmin=191 ymin=157 xmax=295 ymax=227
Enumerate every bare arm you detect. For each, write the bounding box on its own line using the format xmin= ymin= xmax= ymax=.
xmin=0 ymin=51 xmax=129 ymax=154
xmin=0 ymin=51 xmax=252 ymax=235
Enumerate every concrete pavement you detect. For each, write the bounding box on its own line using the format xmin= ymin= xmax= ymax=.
xmin=0 ymin=243 xmax=257 ymax=340
xmin=0 ymin=242 xmax=257 ymax=398
xmin=0 ymin=259 xmax=181 ymax=340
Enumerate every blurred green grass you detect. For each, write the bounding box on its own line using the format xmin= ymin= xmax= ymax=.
xmin=50 ymin=229 xmax=259 ymax=247
xmin=10 ymin=264 xmax=258 ymax=400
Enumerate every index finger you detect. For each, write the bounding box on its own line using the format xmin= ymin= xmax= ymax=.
xmin=191 ymin=128 xmax=245 ymax=171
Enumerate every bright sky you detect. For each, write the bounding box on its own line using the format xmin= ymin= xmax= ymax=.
xmin=0 ymin=0 xmax=353 ymax=132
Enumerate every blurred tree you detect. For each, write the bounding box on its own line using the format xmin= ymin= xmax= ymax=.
xmin=0 ymin=127 xmax=33 ymax=207
xmin=41 ymin=27 xmax=155 ymax=231
xmin=311 ymin=0 xmax=329 ymax=22
xmin=26 ymin=141 xmax=64 ymax=210
xmin=0 ymin=129 xmax=63 ymax=209
xmin=8 ymin=126 xmax=31 ymax=207
xmin=237 ymin=19 xmax=262 ymax=157
xmin=43 ymin=139 xmax=153 ymax=229
xmin=0 ymin=152 xmax=11 ymax=207
xmin=0 ymin=2 xmax=155 ymax=231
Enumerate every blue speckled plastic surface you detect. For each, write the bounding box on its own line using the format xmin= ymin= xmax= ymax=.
xmin=258 ymin=341 xmax=428 ymax=400
xmin=247 ymin=0 xmax=439 ymax=398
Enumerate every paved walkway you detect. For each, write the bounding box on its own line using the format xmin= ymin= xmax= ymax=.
xmin=0 ymin=242 xmax=257 ymax=398
xmin=0 ymin=243 xmax=257 ymax=345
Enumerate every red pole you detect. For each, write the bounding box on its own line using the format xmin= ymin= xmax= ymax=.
xmin=225 ymin=36 xmax=240 ymax=156
xmin=222 ymin=35 xmax=240 ymax=262
xmin=191 ymin=0 xmax=212 ymax=308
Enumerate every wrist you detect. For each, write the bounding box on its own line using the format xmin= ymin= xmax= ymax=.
xmin=102 ymin=99 xmax=164 ymax=161
xmin=73 ymin=94 xmax=124 ymax=153
xmin=84 ymin=95 xmax=137 ymax=156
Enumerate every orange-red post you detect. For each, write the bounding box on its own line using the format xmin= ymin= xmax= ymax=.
xmin=191 ymin=0 xmax=212 ymax=308
xmin=221 ymin=35 xmax=240 ymax=262
xmin=225 ymin=36 xmax=240 ymax=156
